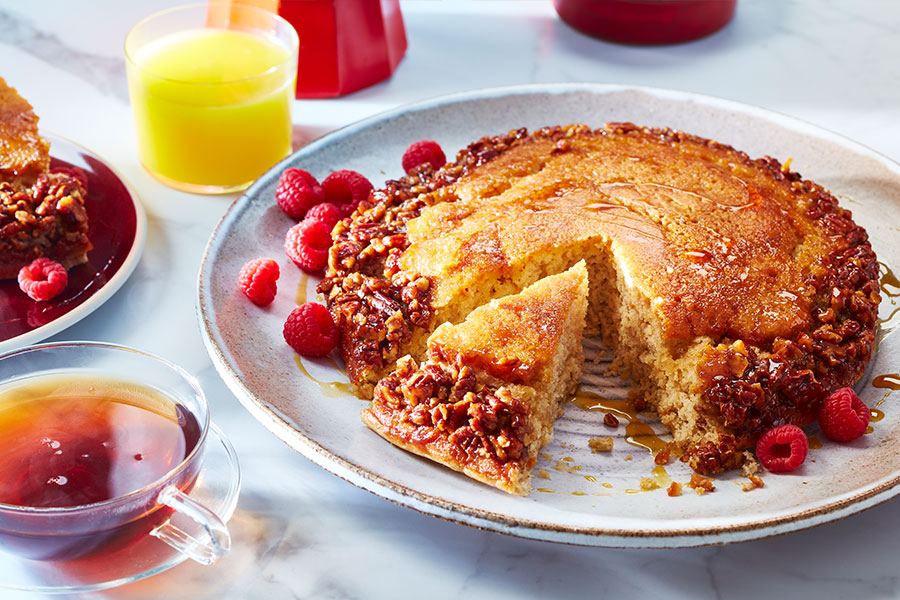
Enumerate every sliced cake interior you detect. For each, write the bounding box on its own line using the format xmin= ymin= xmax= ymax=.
xmin=362 ymin=261 xmax=589 ymax=495
xmin=327 ymin=124 xmax=879 ymax=474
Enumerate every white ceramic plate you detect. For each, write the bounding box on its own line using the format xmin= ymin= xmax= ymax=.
xmin=198 ymin=84 xmax=900 ymax=547
xmin=0 ymin=134 xmax=147 ymax=354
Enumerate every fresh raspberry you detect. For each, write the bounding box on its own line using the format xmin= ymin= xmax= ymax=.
xmin=18 ymin=258 xmax=68 ymax=302
xmin=818 ymin=387 xmax=870 ymax=442
xmin=756 ymin=424 xmax=808 ymax=472
xmin=321 ymin=170 xmax=373 ymax=216
xmin=283 ymin=302 xmax=339 ymax=357
xmin=304 ymin=202 xmax=343 ymax=232
xmin=284 ymin=219 xmax=331 ymax=273
xmin=275 ymin=168 xmax=324 ymax=220
xmin=401 ymin=139 xmax=446 ymax=174
xmin=238 ymin=258 xmax=280 ymax=306
xmin=50 ymin=165 xmax=88 ymax=192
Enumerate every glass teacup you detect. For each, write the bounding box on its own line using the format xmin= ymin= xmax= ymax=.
xmin=0 ymin=342 xmax=238 ymax=566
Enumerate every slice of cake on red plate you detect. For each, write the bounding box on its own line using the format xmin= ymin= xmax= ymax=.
xmin=362 ymin=261 xmax=588 ymax=495
xmin=0 ymin=77 xmax=91 ymax=279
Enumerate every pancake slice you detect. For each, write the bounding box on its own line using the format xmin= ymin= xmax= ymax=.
xmin=362 ymin=261 xmax=589 ymax=495
xmin=0 ymin=78 xmax=91 ymax=279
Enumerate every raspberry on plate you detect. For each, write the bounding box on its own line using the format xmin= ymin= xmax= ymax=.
xmin=305 ymin=202 xmax=343 ymax=232
xmin=321 ymin=170 xmax=373 ymax=216
xmin=756 ymin=424 xmax=808 ymax=472
xmin=402 ymin=139 xmax=446 ymax=174
xmin=283 ymin=302 xmax=339 ymax=358
xmin=818 ymin=387 xmax=870 ymax=442
xmin=276 ymin=168 xmax=324 ymax=220
xmin=284 ymin=219 xmax=331 ymax=273
xmin=18 ymin=258 xmax=68 ymax=301
xmin=239 ymin=258 xmax=280 ymax=306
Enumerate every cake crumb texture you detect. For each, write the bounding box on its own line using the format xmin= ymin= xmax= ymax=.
xmin=324 ymin=123 xmax=880 ymax=477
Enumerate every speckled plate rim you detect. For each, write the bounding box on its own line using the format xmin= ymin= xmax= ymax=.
xmin=198 ymin=83 xmax=900 ymax=548
xmin=0 ymin=133 xmax=148 ymax=354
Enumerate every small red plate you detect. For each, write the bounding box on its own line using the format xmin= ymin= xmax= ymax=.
xmin=0 ymin=134 xmax=146 ymax=352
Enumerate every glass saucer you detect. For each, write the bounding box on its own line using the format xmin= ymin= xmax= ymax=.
xmin=0 ymin=423 xmax=241 ymax=594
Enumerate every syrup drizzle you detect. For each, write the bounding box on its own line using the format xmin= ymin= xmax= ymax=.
xmin=683 ymin=250 xmax=712 ymax=263
xmin=584 ymin=202 xmax=620 ymax=212
xmin=625 ymin=423 xmax=670 ymax=455
xmin=293 ymin=274 xmax=352 ymax=394
xmin=862 ymin=376 xmax=892 ymax=436
xmin=625 ymin=465 xmax=672 ymax=494
xmin=878 ymin=306 xmax=900 ymax=336
xmin=650 ymin=465 xmax=671 ymax=488
xmin=325 ymin=355 xmax=348 ymax=375
xmin=879 ymin=262 xmax=900 ymax=297
xmin=572 ymin=389 xmax=671 ymax=456
xmin=877 ymin=263 xmax=900 ymax=340
xmin=295 ymin=273 xmax=309 ymax=305
xmin=598 ymin=181 xmax=755 ymax=212
xmin=872 ymin=374 xmax=900 ymax=391
xmin=293 ymin=355 xmax=354 ymax=397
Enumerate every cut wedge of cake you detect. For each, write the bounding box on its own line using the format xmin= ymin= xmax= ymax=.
xmin=0 ymin=77 xmax=91 ymax=279
xmin=362 ymin=261 xmax=589 ymax=495
xmin=323 ymin=123 xmax=880 ymax=474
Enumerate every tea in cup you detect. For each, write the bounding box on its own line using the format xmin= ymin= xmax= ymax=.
xmin=0 ymin=342 xmax=236 ymax=565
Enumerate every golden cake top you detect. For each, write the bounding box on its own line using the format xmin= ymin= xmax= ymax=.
xmin=0 ymin=77 xmax=50 ymax=185
xmin=400 ymin=123 xmax=850 ymax=345
xmin=324 ymin=123 xmax=880 ymax=474
xmin=428 ymin=261 xmax=588 ymax=385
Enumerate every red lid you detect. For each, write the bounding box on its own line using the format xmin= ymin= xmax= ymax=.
xmin=553 ymin=0 xmax=737 ymax=45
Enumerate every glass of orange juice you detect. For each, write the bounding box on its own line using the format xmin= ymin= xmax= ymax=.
xmin=125 ymin=3 xmax=298 ymax=194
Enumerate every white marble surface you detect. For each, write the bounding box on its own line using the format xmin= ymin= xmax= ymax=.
xmin=2 ymin=0 xmax=900 ymax=597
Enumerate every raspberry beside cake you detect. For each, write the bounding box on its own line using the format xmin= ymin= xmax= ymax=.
xmin=362 ymin=261 xmax=588 ymax=495
xmin=0 ymin=77 xmax=91 ymax=279
xmin=321 ymin=123 xmax=880 ymax=475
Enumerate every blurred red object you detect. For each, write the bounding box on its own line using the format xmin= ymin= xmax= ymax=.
xmin=553 ymin=0 xmax=737 ymax=45
xmin=279 ymin=0 xmax=407 ymax=98
xmin=216 ymin=0 xmax=406 ymax=97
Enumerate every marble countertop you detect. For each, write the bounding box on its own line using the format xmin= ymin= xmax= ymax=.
xmin=2 ymin=1 xmax=900 ymax=598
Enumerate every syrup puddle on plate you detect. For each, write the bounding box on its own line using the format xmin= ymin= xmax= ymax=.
xmin=571 ymin=388 xmax=672 ymax=457
xmin=293 ymin=355 xmax=353 ymax=397
xmin=872 ymin=373 xmax=900 ymax=391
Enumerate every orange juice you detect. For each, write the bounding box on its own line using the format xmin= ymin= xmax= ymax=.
xmin=126 ymin=19 xmax=297 ymax=193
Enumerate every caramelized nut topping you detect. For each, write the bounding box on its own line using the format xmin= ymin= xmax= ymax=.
xmin=686 ymin=473 xmax=716 ymax=495
xmin=0 ymin=172 xmax=90 ymax=278
xmin=319 ymin=127 xmax=558 ymax=391
xmin=366 ymin=355 xmax=531 ymax=481
xmin=740 ymin=475 xmax=765 ymax=492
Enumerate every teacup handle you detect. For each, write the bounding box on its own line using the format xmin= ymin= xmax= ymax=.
xmin=151 ymin=484 xmax=231 ymax=565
